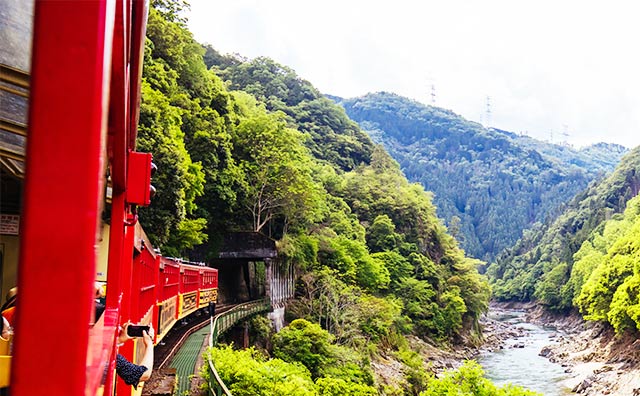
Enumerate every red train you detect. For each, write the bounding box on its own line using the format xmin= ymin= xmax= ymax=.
xmin=0 ymin=1 xmax=215 ymax=395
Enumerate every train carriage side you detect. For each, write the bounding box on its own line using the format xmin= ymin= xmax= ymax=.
xmin=199 ymin=266 xmax=219 ymax=310
xmin=178 ymin=263 xmax=203 ymax=318
xmin=131 ymin=224 xmax=158 ymax=325
xmin=156 ymin=257 xmax=181 ymax=341
xmin=0 ymin=0 xmax=154 ymax=395
xmin=0 ymin=1 xmax=226 ymax=394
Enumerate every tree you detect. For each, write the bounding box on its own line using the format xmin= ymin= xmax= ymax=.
xmin=272 ymin=319 xmax=336 ymax=379
xmin=420 ymin=360 xmax=540 ymax=396
xmin=232 ymin=99 xmax=320 ymax=235
xmin=366 ymin=214 xmax=401 ymax=253
xmin=137 ymin=80 xmax=206 ymax=252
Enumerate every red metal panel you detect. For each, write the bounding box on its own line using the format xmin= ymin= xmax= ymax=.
xmin=104 ymin=2 xmax=130 ymax=395
xmin=126 ymin=151 xmax=153 ymax=205
xmin=180 ymin=264 xmax=201 ymax=294
xmin=202 ymin=268 xmax=218 ymax=289
xmin=128 ymin=0 xmax=148 ymax=148
xmin=12 ymin=1 xmax=116 ymax=395
xmin=160 ymin=258 xmax=180 ymax=301
xmin=104 ymin=193 xmax=127 ymax=396
xmin=115 ymin=221 xmax=137 ymax=396
xmin=132 ymin=245 xmax=157 ymax=322
xmin=108 ymin=0 xmax=130 ymax=194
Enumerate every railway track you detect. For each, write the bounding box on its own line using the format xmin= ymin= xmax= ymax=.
xmin=153 ymin=304 xmax=236 ymax=369
xmin=143 ymin=305 xmax=236 ymax=395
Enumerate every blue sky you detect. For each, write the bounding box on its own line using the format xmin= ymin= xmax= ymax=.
xmin=187 ymin=0 xmax=640 ymax=149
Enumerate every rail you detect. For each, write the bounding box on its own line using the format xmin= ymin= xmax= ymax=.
xmin=206 ymin=299 xmax=271 ymax=396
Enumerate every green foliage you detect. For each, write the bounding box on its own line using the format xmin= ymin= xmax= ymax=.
xmin=420 ymin=361 xmax=541 ymax=396
xmin=367 ymin=214 xmax=403 ymax=253
xmin=395 ymin=345 xmax=431 ymax=393
xmin=272 ymin=319 xmax=374 ymax=387
xmin=355 ymin=295 xmax=403 ymax=343
xmin=372 ymin=251 xmax=413 ymax=290
xmin=575 ymin=196 xmax=640 ymax=328
xmin=288 ymin=270 xmax=408 ymax=348
xmin=208 ymin=54 xmax=374 ymax=171
xmin=608 ymin=274 xmax=640 ymax=333
xmin=248 ymin=315 xmax=274 ymax=350
xmin=272 ymin=319 xmax=335 ymax=379
xmin=561 ymin=241 xmax=605 ymax=308
xmin=534 ymin=261 xmax=569 ymax=310
xmin=202 ymin=343 xmax=376 ymax=396
xmin=204 ymin=345 xmax=317 ymax=396
xmin=231 ymin=101 xmax=321 ymax=234
xmin=137 ymin=78 xmax=206 ymax=251
xmin=315 ymin=377 xmax=377 ymax=396
xmin=277 ymin=234 xmax=319 ymax=271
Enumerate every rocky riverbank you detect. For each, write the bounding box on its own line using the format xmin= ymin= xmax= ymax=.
xmin=478 ymin=305 xmax=529 ymax=353
xmin=497 ymin=302 xmax=640 ymax=396
xmin=375 ymin=302 xmax=640 ymax=395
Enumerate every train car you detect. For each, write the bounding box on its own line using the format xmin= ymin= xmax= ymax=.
xmin=199 ymin=266 xmax=219 ymax=310
xmin=0 ymin=1 xmax=216 ymax=395
xmin=178 ymin=263 xmax=203 ymax=318
xmin=0 ymin=0 xmax=154 ymax=394
xmin=156 ymin=257 xmax=181 ymax=341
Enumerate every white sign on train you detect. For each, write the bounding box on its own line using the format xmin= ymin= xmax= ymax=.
xmin=0 ymin=214 xmax=19 ymax=235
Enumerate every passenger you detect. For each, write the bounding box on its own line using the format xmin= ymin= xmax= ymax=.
xmin=94 ymin=282 xmax=106 ymax=323
xmin=1 ymin=287 xmax=17 ymax=327
xmin=116 ymin=322 xmax=154 ymax=388
xmin=91 ymin=283 xmax=154 ymax=388
xmin=0 ymin=315 xmax=11 ymax=341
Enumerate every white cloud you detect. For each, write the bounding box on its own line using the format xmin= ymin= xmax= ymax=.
xmin=187 ymin=0 xmax=640 ymax=149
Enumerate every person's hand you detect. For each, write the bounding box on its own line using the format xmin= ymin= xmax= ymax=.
xmin=142 ymin=325 xmax=155 ymax=348
xmin=117 ymin=322 xmax=133 ymax=345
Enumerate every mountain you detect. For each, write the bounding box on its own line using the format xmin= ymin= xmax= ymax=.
xmin=203 ymin=51 xmax=374 ymax=172
xmin=334 ymin=92 xmax=628 ymax=261
xmin=487 ymin=146 xmax=640 ymax=309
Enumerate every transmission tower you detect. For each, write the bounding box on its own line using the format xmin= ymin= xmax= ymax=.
xmin=430 ymin=83 xmax=436 ymax=105
xmin=485 ymin=96 xmax=492 ymax=127
xmin=561 ymin=124 xmax=570 ymax=146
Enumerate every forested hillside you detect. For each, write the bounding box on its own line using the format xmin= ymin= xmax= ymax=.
xmin=487 ymin=146 xmax=640 ymax=314
xmin=335 ymin=92 xmax=627 ymax=261
xmin=137 ymin=2 xmax=512 ymax=394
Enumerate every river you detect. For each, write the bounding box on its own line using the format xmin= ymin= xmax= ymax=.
xmin=478 ymin=309 xmax=573 ymax=396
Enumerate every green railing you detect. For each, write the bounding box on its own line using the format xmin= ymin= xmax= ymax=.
xmin=206 ymin=299 xmax=271 ymax=396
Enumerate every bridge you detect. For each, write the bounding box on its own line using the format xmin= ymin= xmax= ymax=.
xmin=166 ymin=232 xmax=295 ymax=396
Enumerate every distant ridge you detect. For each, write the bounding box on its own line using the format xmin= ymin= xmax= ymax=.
xmin=334 ymin=92 xmax=628 ymax=261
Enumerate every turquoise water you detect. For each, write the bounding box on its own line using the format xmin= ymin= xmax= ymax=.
xmin=478 ymin=310 xmax=573 ymax=396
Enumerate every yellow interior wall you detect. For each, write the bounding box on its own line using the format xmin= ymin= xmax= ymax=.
xmin=0 ymin=223 xmax=109 ymax=299
xmin=96 ymin=223 xmax=110 ymax=282
xmin=0 ymin=235 xmax=19 ymax=303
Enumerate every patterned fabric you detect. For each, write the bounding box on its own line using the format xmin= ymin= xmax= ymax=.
xmin=116 ymin=353 xmax=148 ymax=388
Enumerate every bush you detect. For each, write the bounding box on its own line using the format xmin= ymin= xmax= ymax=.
xmin=315 ymin=377 xmax=377 ymax=396
xmin=272 ymin=319 xmax=336 ymax=379
xmin=420 ymin=361 xmax=540 ymax=396
xmin=203 ymin=345 xmax=316 ymax=396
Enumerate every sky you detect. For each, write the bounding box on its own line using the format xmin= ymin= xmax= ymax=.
xmin=187 ymin=0 xmax=640 ymax=149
